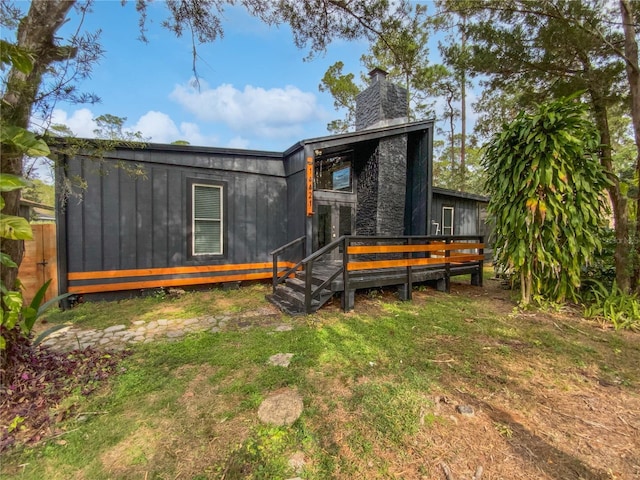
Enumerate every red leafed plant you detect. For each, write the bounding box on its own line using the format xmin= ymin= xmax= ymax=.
xmin=0 ymin=328 xmax=129 ymax=452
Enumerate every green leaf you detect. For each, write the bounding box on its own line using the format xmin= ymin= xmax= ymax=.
xmin=0 ymin=40 xmax=34 ymax=74
xmin=0 ymin=173 xmax=31 ymax=192
xmin=0 ymin=126 xmax=50 ymax=157
xmin=0 ymin=215 xmax=33 ymax=240
xmin=0 ymin=252 xmax=18 ymax=268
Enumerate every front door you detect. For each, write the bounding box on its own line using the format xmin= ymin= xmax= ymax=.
xmin=314 ymin=201 xmax=355 ymax=259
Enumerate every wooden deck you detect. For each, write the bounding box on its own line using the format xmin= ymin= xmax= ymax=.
xmin=268 ymin=235 xmax=485 ymax=315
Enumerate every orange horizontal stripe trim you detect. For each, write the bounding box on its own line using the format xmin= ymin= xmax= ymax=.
xmin=347 ymin=243 xmax=484 ymax=254
xmin=348 ymin=255 xmax=484 ymax=271
xmin=68 ymin=262 xmax=295 ymax=281
xmin=68 ymin=272 xmax=273 ymax=294
xmin=449 ymin=254 xmax=485 ymax=262
xmin=349 ymin=257 xmax=446 ymax=271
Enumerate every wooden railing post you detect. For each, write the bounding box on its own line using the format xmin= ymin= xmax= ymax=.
xmin=342 ymin=236 xmax=353 ymax=312
xmin=272 ymin=252 xmax=278 ymax=293
xmin=305 ymin=258 xmax=313 ymax=314
xmin=479 ymin=235 xmax=484 ymax=287
xmin=445 ymin=237 xmax=451 ymax=293
xmin=405 ymin=237 xmax=413 ymax=301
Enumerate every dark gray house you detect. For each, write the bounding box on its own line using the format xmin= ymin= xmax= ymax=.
xmin=56 ymin=69 xmax=487 ymax=307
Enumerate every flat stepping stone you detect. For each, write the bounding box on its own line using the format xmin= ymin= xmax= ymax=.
xmin=257 ymin=389 xmax=303 ymax=426
xmin=275 ymin=324 xmax=293 ymax=332
xmin=268 ymin=353 xmax=294 ymax=367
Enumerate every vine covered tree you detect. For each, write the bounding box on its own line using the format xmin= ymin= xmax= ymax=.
xmin=484 ymin=96 xmax=610 ymax=305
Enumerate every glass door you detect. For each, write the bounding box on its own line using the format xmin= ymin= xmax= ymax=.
xmin=314 ymin=201 xmax=354 ymax=259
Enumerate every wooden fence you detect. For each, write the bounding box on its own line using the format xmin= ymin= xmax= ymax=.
xmin=17 ymin=223 xmax=58 ymax=304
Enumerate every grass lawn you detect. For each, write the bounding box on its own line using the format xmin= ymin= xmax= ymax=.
xmin=2 ymin=277 xmax=639 ymax=479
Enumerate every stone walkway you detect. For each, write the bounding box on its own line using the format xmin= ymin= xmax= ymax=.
xmin=39 ymin=308 xmax=288 ymax=352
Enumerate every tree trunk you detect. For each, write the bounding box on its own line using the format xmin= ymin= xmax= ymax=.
xmin=620 ymin=0 xmax=640 ymax=292
xmin=0 ymin=0 xmax=76 ymax=292
xmin=590 ymin=91 xmax=631 ymax=292
xmin=460 ymin=14 xmax=467 ymax=186
xmin=520 ymin=271 xmax=531 ymax=306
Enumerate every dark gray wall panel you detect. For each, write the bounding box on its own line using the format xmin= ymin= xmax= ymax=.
xmin=135 ymin=168 xmax=153 ymax=268
xmin=405 ymin=131 xmax=429 ymax=235
xmin=167 ymin=168 xmax=184 ymax=266
xmin=431 ymin=194 xmax=480 ymax=236
xmin=286 ymin=169 xmax=305 ymax=241
xmin=83 ymin=162 xmax=103 ymax=271
xmin=101 ymin=166 xmax=120 ymax=269
xmin=65 ymin=159 xmax=86 ymax=272
xmin=152 ymin=168 xmax=169 ymax=266
xmin=119 ymin=167 xmax=137 ymax=269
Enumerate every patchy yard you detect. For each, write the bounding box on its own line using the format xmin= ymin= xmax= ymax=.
xmin=1 ymin=278 xmax=638 ymax=480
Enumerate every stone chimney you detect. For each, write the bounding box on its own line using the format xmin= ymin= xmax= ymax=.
xmin=355 ymin=68 xmax=408 ymax=131
xmin=354 ymin=68 xmax=408 ymax=237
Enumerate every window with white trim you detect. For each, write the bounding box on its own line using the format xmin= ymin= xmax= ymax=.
xmin=442 ymin=206 xmax=454 ymax=236
xmin=192 ymin=183 xmax=223 ymax=255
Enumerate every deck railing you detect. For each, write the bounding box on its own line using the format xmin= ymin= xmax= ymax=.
xmin=343 ymin=235 xmax=484 ymax=306
xmin=270 ymin=235 xmax=306 ymax=291
xmin=271 ymin=235 xmax=484 ymax=313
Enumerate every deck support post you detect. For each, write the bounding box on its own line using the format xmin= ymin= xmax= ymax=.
xmin=436 ymin=277 xmax=447 ymax=292
xmin=342 ymin=289 xmax=355 ymax=312
xmin=397 ymin=284 xmax=410 ymax=300
xmin=471 ymin=237 xmax=484 ymax=287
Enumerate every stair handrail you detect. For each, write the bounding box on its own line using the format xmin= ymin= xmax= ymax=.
xmin=301 ymin=236 xmax=347 ymax=314
xmin=270 ymin=235 xmax=306 ymax=292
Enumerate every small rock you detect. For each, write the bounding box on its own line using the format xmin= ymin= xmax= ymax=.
xmin=269 ymin=353 xmax=294 ymax=367
xmin=167 ymin=287 xmax=186 ymax=297
xmin=456 ymin=405 xmax=475 ymax=416
xmin=288 ymin=451 xmax=306 ymax=473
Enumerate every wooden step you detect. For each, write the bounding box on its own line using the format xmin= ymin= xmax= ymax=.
xmin=285 ymin=277 xmax=333 ymax=298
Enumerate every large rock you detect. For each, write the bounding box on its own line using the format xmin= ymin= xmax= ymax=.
xmin=257 ymin=389 xmax=303 ymax=426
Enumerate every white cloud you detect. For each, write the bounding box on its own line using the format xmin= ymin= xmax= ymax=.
xmin=226 ymin=136 xmax=250 ymax=149
xmin=169 ymin=79 xmax=325 ymax=139
xmin=132 ymin=112 xmax=218 ymax=145
xmin=50 ymin=108 xmax=97 ymax=137
xmin=49 ymin=108 xmax=219 ymax=147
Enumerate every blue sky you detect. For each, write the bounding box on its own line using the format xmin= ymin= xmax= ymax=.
xmin=15 ymin=1 xmax=469 ymax=153
xmin=49 ymin=0 xmax=373 ymax=151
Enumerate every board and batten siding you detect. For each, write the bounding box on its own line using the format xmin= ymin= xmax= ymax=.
xmin=430 ymin=189 xmax=489 ymax=237
xmin=60 ymin=147 xmax=288 ymax=297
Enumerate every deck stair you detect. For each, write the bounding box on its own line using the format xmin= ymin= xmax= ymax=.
xmin=268 ymin=274 xmax=335 ymax=316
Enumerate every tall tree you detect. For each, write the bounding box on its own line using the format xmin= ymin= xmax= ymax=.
xmin=619 ymin=0 xmax=640 ymax=287
xmin=444 ymin=0 xmax=638 ymax=291
xmin=484 ymin=96 xmax=610 ymax=305
xmin=438 ymin=10 xmax=471 ymax=187
xmin=0 ymin=0 xmax=412 ymax=291
xmin=1 ymin=0 xmax=79 ymax=294
xmin=320 ymin=3 xmax=449 ymax=132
